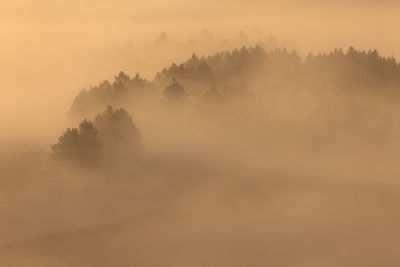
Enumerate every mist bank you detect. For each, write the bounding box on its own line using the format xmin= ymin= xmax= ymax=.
xmin=2 ymin=0 xmax=400 ymax=142
xmin=2 ymin=16 xmax=400 ymax=265
xmin=2 ymin=144 xmax=400 ymax=266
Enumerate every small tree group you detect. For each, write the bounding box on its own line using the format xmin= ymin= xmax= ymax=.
xmin=52 ymin=119 xmax=101 ymax=165
xmin=52 ymin=106 xmax=142 ymax=167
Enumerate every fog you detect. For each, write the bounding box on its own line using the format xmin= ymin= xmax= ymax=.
xmin=2 ymin=1 xmax=400 ymax=266
xmin=2 ymin=0 xmax=400 ymax=142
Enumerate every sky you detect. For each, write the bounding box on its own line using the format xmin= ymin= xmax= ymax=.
xmin=1 ymin=0 xmax=400 ymax=142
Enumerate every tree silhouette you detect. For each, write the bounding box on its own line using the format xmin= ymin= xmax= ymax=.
xmin=53 ymin=106 xmax=143 ymax=167
xmin=69 ymin=71 xmax=154 ymax=118
xmin=163 ymin=78 xmax=187 ymax=102
xmin=94 ymin=106 xmax=143 ymax=162
xmin=51 ymin=119 xmax=101 ymax=165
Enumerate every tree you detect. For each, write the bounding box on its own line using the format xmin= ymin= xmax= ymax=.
xmin=94 ymin=106 xmax=143 ymax=162
xmin=51 ymin=119 xmax=101 ymax=165
xmin=163 ymin=78 xmax=187 ymax=103
xmin=113 ymin=71 xmax=131 ymax=94
xmin=53 ymin=106 xmax=143 ymax=167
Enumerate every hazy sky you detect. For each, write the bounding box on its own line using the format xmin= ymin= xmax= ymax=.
xmin=1 ymin=0 xmax=399 ymax=142
xmin=0 ymin=0 xmax=397 ymax=22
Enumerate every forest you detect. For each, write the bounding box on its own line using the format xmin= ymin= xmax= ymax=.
xmin=69 ymin=46 xmax=400 ymax=117
xmin=33 ymin=43 xmax=395 ymax=173
xmin=2 ymin=2 xmax=400 ymax=264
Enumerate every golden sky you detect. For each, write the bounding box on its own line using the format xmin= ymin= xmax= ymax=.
xmin=1 ymin=0 xmax=399 ymax=141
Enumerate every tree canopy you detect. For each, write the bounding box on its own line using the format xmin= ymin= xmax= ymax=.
xmin=53 ymin=106 xmax=142 ymax=167
xmin=163 ymin=78 xmax=187 ymax=103
xmin=68 ymin=46 xmax=400 ymax=118
xmin=51 ymin=119 xmax=101 ymax=166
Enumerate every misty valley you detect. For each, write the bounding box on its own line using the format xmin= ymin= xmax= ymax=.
xmin=2 ymin=40 xmax=400 ymax=266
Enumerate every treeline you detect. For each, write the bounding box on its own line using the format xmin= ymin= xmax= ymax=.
xmin=57 ymin=46 xmax=400 ymax=166
xmin=69 ymin=46 xmax=400 ymax=118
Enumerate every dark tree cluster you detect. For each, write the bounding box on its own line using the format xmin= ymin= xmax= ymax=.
xmin=52 ymin=119 xmax=101 ymax=166
xmin=155 ymin=54 xmax=215 ymax=92
xmin=69 ymin=72 xmax=154 ymax=118
xmin=305 ymin=47 xmax=400 ymax=89
xmin=53 ymin=106 xmax=142 ymax=167
xmin=154 ymin=46 xmax=268 ymax=96
xmin=163 ymin=78 xmax=187 ymax=103
xmin=69 ymin=46 xmax=400 ymax=118
xmin=94 ymin=106 xmax=143 ymax=164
